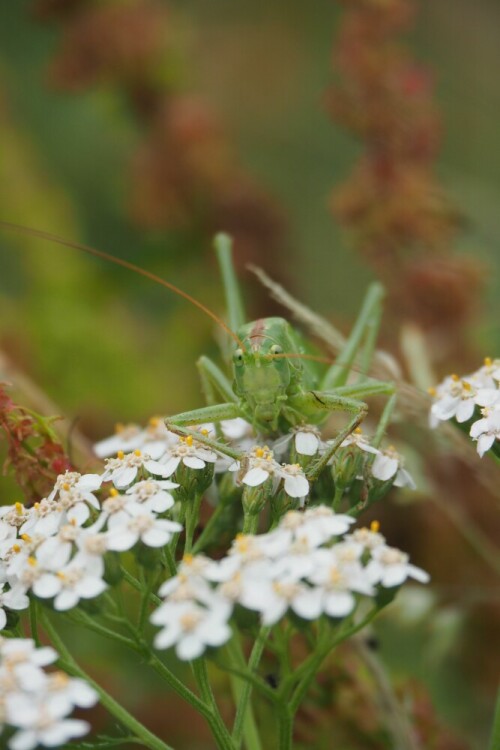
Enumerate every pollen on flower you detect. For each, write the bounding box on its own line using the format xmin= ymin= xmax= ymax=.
xmin=354 ymin=427 xmax=363 ymax=434
xmin=11 ymin=544 xmax=21 ymax=554
xmin=427 ymin=386 xmax=437 ymax=396
xmin=34 ymin=502 xmax=40 ymax=510
xmin=20 ymin=534 xmax=31 ymax=542
xmin=117 ymin=450 xmax=125 ymax=459
xmin=49 ymin=671 xmax=70 ymax=689
xmin=149 ymin=416 xmax=160 ymax=427
xmin=370 ymin=520 xmax=380 ymax=533
xmin=27 ymin=556 xmax=37 ymax=567
xmin=451 ymin=373 xmax=460 ymax=382
xmin=62 ymin=483 xmax=71 ymax=491
xmin=185 ymin=435 xmax=193 ymax=447
xmin=180 ymin=612 xmax=201 ymax=631
xmin=200 ymin=429 xmax=209 ymax=436
xmin=255 ymin=447 xmax=265 ymax=458
xmin=234 ymin=534 xmax=250 ymax=554
xmin=329 ymin=566 xmax=343 ymax=586
xmin=183 ymin=554 xmax=194 ymax=564
xmin=134 ymin=449 xmax=142 ymax=457
xmin=15 ymin=502 xmax=24 ymax=515
xmin=462 ymin=380 xmax=472 ymax=391
xmin=110 ymin=488 xmax=119 ymax=497
xmin=484 ymin=357 xmax=492 ymax=367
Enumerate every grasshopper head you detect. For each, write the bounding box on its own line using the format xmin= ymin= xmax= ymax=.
xmin=232 ymin=318 xmax=298 ymax=430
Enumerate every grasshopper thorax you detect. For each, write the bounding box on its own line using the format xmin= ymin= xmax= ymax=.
xmin=232 ymin=317 xmax=301 ymax=431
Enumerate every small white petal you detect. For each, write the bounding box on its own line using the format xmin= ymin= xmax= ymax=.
xmin=113 ymin=467 xmax=138 ymax=488
xmin=323 ymin=591 xmax=356 ymax=617
xmin=54 ymin=589 xmax=80 ymax=611
xmin=106 ymin=528 xmax=139 ymax=551
xmin=158 ymin=456 xmax=181 ymax=477
xmin=456 ymin=399 xmax=475 ymax=423
xmin=372 ymin=454 xmax=398 ymax=481
xmin=32 ymin=575 xmax=61 ymax=599
xmin=142 ymin=527 xmax=172 ymax=548
xmin=8 ymin=729 xmax=39 ymax=750
xmin=295 ymin=432 xmax=319 ymax=456
xmin=477 ymin=433 xmax=495 ymax=457
xmin=283 ymin=474 xmax=309 ymax=498
xmin=292 ymin=588 xmax=323 ymax=620
xmin=183 ymin=456 xmax=205 ymax=470
xmin=243 ymin=467 xmax=270 ymax=487
xmin=177 ymin=635 xmax=204 ymax=661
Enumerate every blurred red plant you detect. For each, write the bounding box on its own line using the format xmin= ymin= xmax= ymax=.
xmin=328 ymin=0 xmax=484 ymax=359
xmin=0 ymin=383 xmax=72 ymax=504
xmin=32 ymin=0 xmax=287 ymax=283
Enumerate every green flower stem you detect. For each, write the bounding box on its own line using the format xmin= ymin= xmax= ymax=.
xmin=29 ymin=599 xmax=41 ymax=646
xmin=332 ymin=484 xmax=344 ymax=511
xmin=242 ymin=513 xmax=259 ymax=535
xmin=40 ymin=611 xmax=175 ymax=750
xmin=122 ymin=567 xmax=162 ymax=606
xmin=143 ymin=647 xmax=213 ymax=718
xmin=138 ymin=570 xmax=162 ymax=633
xmin=192 ymin=499 xmax=228 ymax=554
xmin=488 ymin=685 xmax=500 ymax=750
xmin=213 ymin=661 xmax=279 ymax=703
xmin=288 ymin=607 xmax=380 ymax=714
xmin=184 ymin=492 xmax=203 ymax=555
xmin=60 ymin=591 xmax=232 ymax=730
xmin=227 ymin=631 xmax=268 ymax=750
xmin=192 ymin=659 xmax=235 ymax=750
xmin=277 ymin=708 xmax=293 ymax=750
xmin=163 ymin=544 xmax=177 ymax=577
xmin=67 ymin=608 xmax=137 ymax=651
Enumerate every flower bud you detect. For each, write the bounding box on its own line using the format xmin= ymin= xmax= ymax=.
xmin=176 ymin=461 xmax=214 ymax=497
xmin=331 ymin=445 xmax=364 ymax=491
xmin=242 ymin=477 xmax=274 ymax=516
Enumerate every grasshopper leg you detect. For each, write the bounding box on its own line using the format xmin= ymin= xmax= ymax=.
xmin=289 ymin=391 xmax=368 ymax=481
xmin=197 ymin=355 xmax=236 ymax=405
xmin=166 ymin=402 xmax=244 ymax=462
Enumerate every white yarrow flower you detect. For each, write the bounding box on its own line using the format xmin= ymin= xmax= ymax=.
xmin=366 ymin=545 xmax=430 ymax=588
xmin=470 ymin=405 xmax=500 ymax=457
xmin=152 ymin=599 xmax=232 ymax=660
xmin=371 ymin=447 xmax=416 ymax=489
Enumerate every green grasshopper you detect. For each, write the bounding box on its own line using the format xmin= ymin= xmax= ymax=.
xmin=0 ymin=222 xmax=394 ymax=481
xmin=166 ymin=234 xmax=395 ymax=480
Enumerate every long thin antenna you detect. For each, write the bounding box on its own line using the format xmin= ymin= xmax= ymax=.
xmin=0 ymin=221 xmax=244 ymax=348
xmin=271 ymin=352 xmax=334 ymax=365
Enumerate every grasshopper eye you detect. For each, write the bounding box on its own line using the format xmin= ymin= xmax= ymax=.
xmin=233 ymin=348 xmax=244 ymax=365
xmin=270 ymin=345 xmax=282 ymax=356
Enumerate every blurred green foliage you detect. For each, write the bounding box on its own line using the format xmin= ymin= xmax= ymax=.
xmin=0 ymin=2 xmax=498 ymax=749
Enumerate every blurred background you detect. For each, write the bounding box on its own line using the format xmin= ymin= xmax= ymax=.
xmin=0 ymin=1 xmax=499 ymax=748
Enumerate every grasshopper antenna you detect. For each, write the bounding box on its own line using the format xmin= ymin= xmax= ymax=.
xmin=0 ymin=220 xmax=245 ymax=349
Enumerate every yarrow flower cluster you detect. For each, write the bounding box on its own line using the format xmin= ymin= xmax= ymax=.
xmin=230 ymin=445 xmax=310 ymax=501
xmin=0 ymin=462 xmax=182 ymax=617
xmin=0 ymin=637 xmax=97 ymax=749
xmin=150 ymin=506 xmax=429 ymax=660
xmin=429 ymin=357 xmax=500 ymax=456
